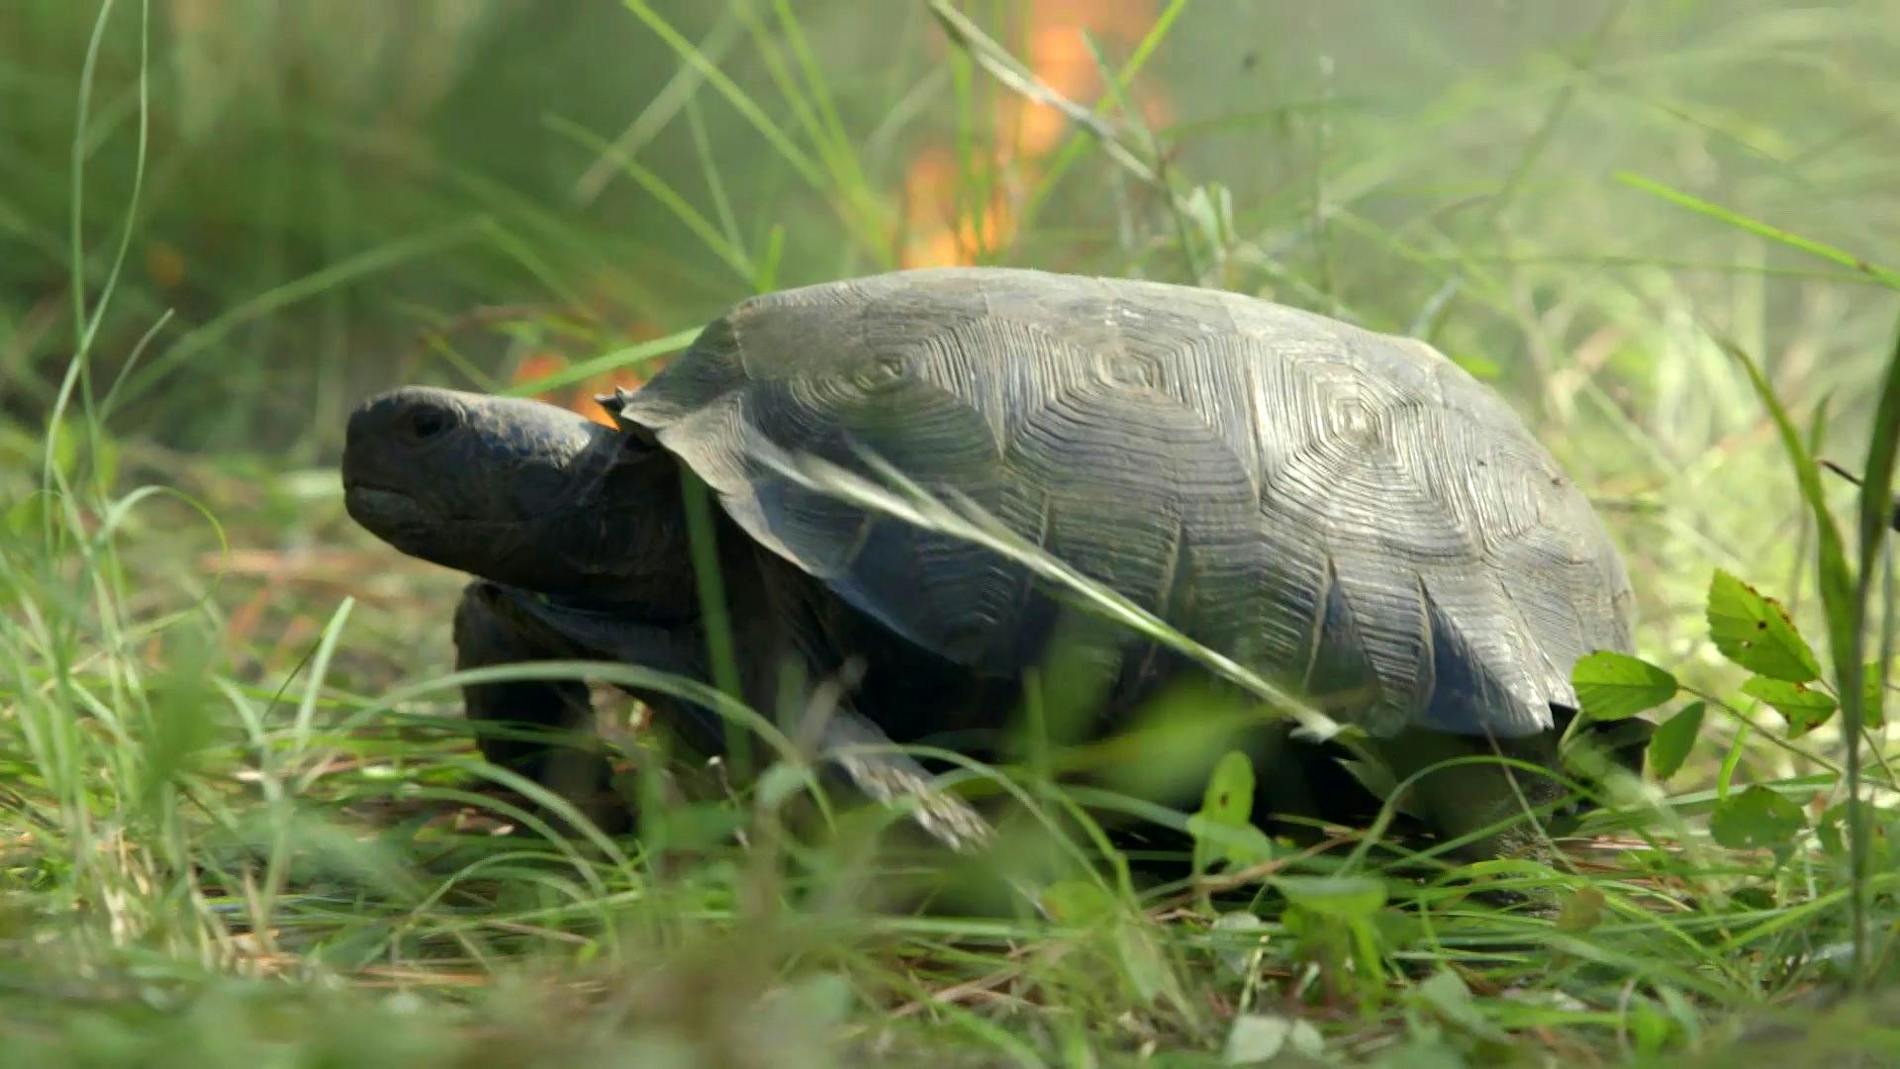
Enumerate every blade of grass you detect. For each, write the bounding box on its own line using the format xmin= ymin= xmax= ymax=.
xmin=1721 ymin=328 xmax=1875 ymax=990
xmin=114 ymin=220 xmax=487 ymax=409
xmin=769 ymin=0 xmax=866 ymax=188
xmin=752 ymin=438 xmax=1345 ymax=743
xmin=745 ymin=0 xmax=892 ymax=256
xmin=620 ymin=0 xmax=822 ymax=188
xmin=925 ymin=0 xmax=1161 ymax=191
xmin=46 ymin=0 xmax=147 ymax=503
xmin=499 ymin=328 xmax=699 ymax=400
xmin=684 ymin=97 xmax=746 ymax=264
xmin=289 ymin=596 xmax=355 ymax=782
xmin=543 ymin=113 xmax=755 ymax=282
xmin=1619 ymin=172 xmax=1900 ymax=290
xmin=571 ymin=7 xmax=746 ymax=205
xmin=681 ymin=467 xmax=748 ymax=778
xmin=1837 ymin=312 xmax=1900 ymax=987
xmin=1016 ymin=0 xmax=1191 ymax=230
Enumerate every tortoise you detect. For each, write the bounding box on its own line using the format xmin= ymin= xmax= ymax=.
xmin=341 ymin=267 xmax=1649 ymax=860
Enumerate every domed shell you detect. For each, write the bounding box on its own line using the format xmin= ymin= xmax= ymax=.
xmin=611 ymin=267 xmax=1634 ymax=740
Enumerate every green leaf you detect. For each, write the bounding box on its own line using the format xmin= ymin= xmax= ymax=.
xmin=1040 ymin=880 xmax=1118 ymax=926
xmin=1224 ymin=1013 xmax=1324 ymax=1064
xmin=1571 ymin=650 xmax=1679 ymax=720
xmin=1335 ymin=754 xmax=1425 ymax=819
xmin=1722 ymin=342 xmax=1857 ymax=750
xmin=779 ymin=972 xmax=856 ymax=1029
xmin=1451 ymin=353 xmax=1501 ymax=380
xmin=1847 ymin=318 xmax=1900 ymax=738
xmin=1646 ymin=702 xmax=1706 ymax=780
xmin=1616 ymin=172 xmax=1900 ymax=288
xmin=1816 ymin=802 xmax=1899 ymax=869
xmin=1115 ymin=919 xmax=1180 ymax=1008
xmin=1209 ymin=911 xmax=1269 ymax=978
xmin=1370 ymin=1041 xmax=1468 ymax=1069
xmin=1191 ymin=750 xmax=1271 ymax=874
xmin=1555 ymin=886 xmax=1607 ymax=933
xmin=1740 ymin=676 xmax=1838 ymax=738
xmin=753 ymin=761 xmax=810 ymax=812
xmin=1864 ymin=660 xmax=1891 ymax=729
xmin=1706 ymin=569 xmax=1822 ymax=683
xmin=1200 ymin=750 xmax=1255 ymax=824
xmin=1272 ymin=875 xmax=1386 ymax=921
xmin=1414 ymin=969 xmax=1510 ymax=1043
xmin=1222 ymin=1015 xmax=1289 ymax=1064
xmin=1628 ymin=1001 xmax=1678 ymax=1058
xmin=1710 ymin=785 xmax=1808 ymax=855
xmin=1185 ymin=815 xmax=1277 ymax=874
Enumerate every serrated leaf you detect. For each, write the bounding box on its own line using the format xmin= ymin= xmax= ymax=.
xmin=1040 ymin=881 xmax=1185 ymax=1011
xmin=1572 ymin=650 xmax=1679 ymax=720
xmin=1740 ymin=676 xmax=1838 ymax=737
xmin=1710 ymin=785 xmax=1807 ymax=854
xmin=1646 ymin=702 xmax=1705 ymax=780
xmin=1706 ymin=570 xmax=1821 ymax=683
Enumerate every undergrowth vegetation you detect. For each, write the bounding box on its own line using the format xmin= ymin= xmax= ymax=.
xmin=4 ymin=1 xmax=1900 ymax=1065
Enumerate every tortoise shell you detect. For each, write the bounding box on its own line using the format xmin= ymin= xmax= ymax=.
xmin=611 ymin=267 xmax=1633 ymax=740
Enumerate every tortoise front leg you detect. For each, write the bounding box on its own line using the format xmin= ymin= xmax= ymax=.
xmin=458 ymin=577 xmax=993 ymax=853
xmin=453 ymin=580 xmax=725 ymax=832
xmin=452 ymin=581 xmax=625 ymax=831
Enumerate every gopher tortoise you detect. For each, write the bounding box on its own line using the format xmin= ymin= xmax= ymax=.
xmin=342 ymin=267 xmax=1646 ymax=859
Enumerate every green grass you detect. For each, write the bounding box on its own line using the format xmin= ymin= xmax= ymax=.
xmin=5 ymin=0 xmax=1900 ymax=1065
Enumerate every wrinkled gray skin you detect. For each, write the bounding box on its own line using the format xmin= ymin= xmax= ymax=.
xmin=343 ymin=387 xmax=995 ymax=846
xmin=343 ymin=386 xmax=696 ymax=613
xmin=344 ymin=388 xmax=681 ymax=828
xmin=342 ymin=388 xmax=1640 ymax=862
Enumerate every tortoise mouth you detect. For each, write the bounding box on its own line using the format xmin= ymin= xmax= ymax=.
xmin=343 ymin=481 xmax=546 ymax=543
xmin=343 ymin=483 xmax=436 ymax=541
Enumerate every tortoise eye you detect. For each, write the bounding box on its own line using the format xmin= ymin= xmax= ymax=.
xmin=405 ymin=403 xmax=453 ymax=441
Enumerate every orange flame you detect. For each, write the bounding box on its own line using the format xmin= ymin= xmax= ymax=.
xmin=900 ymin=0 xmax=1163 ymax=269
xmin=510 ymin=322 xmax=665 ymax=426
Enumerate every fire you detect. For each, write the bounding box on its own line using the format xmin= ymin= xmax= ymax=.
xmin=510 ymin=325 xmax=664 ymax=427
xmin=528 ymin=3 xmax=1166 ymax=401
xmin=900 ymin=0 xmax=1163 ymax=268
xmin=901 ymin=145 xmax=1018 ymax=271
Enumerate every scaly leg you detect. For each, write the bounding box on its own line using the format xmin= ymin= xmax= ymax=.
xmin=451 ymin=581 xmax=626 ymax=831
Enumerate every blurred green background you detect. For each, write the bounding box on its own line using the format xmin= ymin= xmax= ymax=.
xmin=9 ymin=1 xmax=1899 ymax=653
xmin=7 ymin=4 xmax=1895 ymax=450
xmin=4 ymin=2 xmax=1900 ymax=1064
xmin=7 ymin=0 xmax=1892 ymax=645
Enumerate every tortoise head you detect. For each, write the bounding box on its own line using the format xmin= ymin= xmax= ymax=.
xmin=342 ymin=385 xmax=692 ymax=609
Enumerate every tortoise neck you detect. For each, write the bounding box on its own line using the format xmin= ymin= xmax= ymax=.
xmin=530 ymin=440 xmax=702 ymax=622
